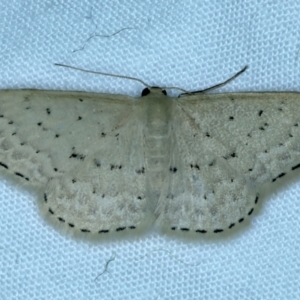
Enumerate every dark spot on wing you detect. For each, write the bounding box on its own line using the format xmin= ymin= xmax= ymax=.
xmin=110 ymin=164 xmax=122 ymax=170
xmin=69 ymin=153 xmax=85 ymax=160
xmin=136 ymin=167 xmax=145 ymax=174
xmin=190 ymin=164 xmax=200 ymax=170
xmin=169 ymin=167 xmax=177 ymax=173
xmin=0 ymin=162 xmax=8 ymax=169
xmin=15 ymin=172 xmax=29 ymax=181
xmin=116 ymin=227 xmax=126 ymax=232
xmin=272 ymin=172 xmax=286 ymax=182
xmin=292 ymin=163 xmax=300 ymax=170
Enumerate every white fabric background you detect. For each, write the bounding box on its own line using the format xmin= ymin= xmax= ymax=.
xmin=1 ymin=1 xmax=300 ymax=299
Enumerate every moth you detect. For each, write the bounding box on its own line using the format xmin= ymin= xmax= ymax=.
xmin=0 ymin=65 xmax=299 ymax=236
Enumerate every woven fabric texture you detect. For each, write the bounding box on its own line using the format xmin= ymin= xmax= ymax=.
xmin=1 ymin=1 xmax=300 ymax=299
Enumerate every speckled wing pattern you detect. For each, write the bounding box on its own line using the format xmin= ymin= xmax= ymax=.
xmin=0 ymin=90 xmax=149 ymax=234
xmin=0 ymin=89 xmax=300 ymax=236
xmin=156 ymin=92 xmax=300 ymax=233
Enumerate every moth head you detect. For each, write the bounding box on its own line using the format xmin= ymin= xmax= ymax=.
xmin=141 ymin=87 xmax=167 ymax=97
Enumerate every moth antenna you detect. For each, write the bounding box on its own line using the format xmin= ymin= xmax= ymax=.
xmin=54 ymin=63 xmax=152 ymax=88
xmin=54 ymin=63 xmax=190 ymax=94
xmin=181 ymin=66 xmax=248 ymax=96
